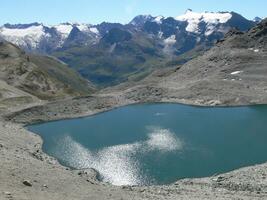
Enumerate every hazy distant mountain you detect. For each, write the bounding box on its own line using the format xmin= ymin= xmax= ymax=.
xmin=0 ymin=22 xmax=100 ymax=53
xmin=253 ymin=17 xmax=262 ymax=23
xmin=0 ymin=10 xmax=256 ymax=86
xmin=0 ymin=10 xmax=254 ymax=54
xmin=129 ymin=15 xmax=155 ymax=27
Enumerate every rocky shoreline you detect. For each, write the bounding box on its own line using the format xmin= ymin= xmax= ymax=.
xmin=1 ymin=17 xmax=267 ymax=199
xmin=1 ymin=91 xmax=267 ymax=200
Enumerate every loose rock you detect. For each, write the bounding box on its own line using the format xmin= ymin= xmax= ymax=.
xmin=23 ymin=180 xmax=32 ymax=186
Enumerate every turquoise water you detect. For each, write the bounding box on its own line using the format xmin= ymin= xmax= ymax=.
xmin=28 ymin=103 xmax=267 ymax=186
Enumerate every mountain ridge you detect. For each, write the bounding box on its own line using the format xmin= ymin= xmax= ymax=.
xmin=0 ymin=10 xmax=255 ymax=53
xmin=0 ymin=10 xmax=257 ymax=86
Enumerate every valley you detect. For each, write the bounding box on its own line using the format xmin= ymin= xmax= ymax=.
xmin=0 ymin=9 xmax=267 ymax=200
xmin=0 ymin=10 xmax=256 ymax=86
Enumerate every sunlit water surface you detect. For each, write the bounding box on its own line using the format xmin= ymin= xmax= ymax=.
xmin=28 ymin=104 xmax=267 ymax=186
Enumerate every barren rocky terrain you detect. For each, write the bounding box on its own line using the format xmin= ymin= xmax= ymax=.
xmin=1 ymin=19 xmax=267 ymax=200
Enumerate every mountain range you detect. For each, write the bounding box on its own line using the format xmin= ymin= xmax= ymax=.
xmin=0 ymin=10 xmax=258 ymax=86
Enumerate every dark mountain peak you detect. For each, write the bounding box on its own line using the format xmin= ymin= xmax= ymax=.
xmin=3 ymin=22 xmax=42 ymax=29
xmin=96 ymin=22 xmax=125 ymax=35
xmin=59 ymin=22 xmax=74 ymax=26
xmin=185 ymin=9 xmax=193 ymax=13
xmin=143 ymin=21 xmax=160 ymax=35
xmin=229 ymin=11 xmax=255 ymax=21
xmin=129 ymin=15 xmax=154 ymax=26
xmin=254 ymin=17 xmax=262 ymax=23
xmin=67 ymin=26 xmax=81 ymax=40
xmin=101 ymin=28 xmax=132 ymax=44
xmin=226 ymin=12 xmax=256 ymax=32
xmin=162 ymin=17 xmax=178 ymax=24
xmin=63 ymin=25 xmax=99 ymax=48
xmin=42 ymin=26 xmax=58 ymax=35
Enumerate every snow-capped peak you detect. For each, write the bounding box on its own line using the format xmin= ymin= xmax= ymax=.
xmin=153 ymin=16 xmax=164 ymax=24
xmin=89 ymin=27 xmax=99 ymax=34
xmin=253 ymin=17 xmax=262 ymax=23
xmin=76 ymin=23 xmax=89 ymax=32
xmin=176 ymin=10 xmax=232 ymax=33
xmin=0 ymin=23 xmax=48 ymax=49
xmin=0 ymin=24 xmax=44 ymax=37
xmin=177 ymin=10 xmax=232 ymax=23
xmin=129 ymin=15 xmax=153 ymax=26
xmin=0 ymin=22 xmax=100 ymax=51
xmin=53 ymin=23 xmax=74 ymax=38
xmin=73 ymin=23 xmax=99 ymax=35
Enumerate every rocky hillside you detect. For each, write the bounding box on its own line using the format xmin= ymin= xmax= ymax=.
xmin=115 ymin=18 xmax=267 ymax=106
xmin=0 ymin=41 xmax=95 ymax=112
xmin=0 ymin=11 xmax=255 ymax=86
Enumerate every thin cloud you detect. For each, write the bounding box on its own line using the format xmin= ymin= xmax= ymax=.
xmin=125 ymin=1 xmax=138 ymax=15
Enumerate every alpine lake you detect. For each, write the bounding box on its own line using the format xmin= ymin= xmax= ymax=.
xmin=28 ymin=103 xmax=267 ymax=186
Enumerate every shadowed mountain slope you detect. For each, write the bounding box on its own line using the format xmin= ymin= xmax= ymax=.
xmin=0 ymin=41 xmax=95 ymax=111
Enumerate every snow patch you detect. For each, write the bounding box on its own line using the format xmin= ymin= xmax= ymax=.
xmin=0 ymin=25 xmax=49 ymax=48
xmin=153 ymin=16 xmax=164 ymax=24
xmin=176 ymin=10 xmax=232 ymax=34
xmin=76 ymin=24 xmax=89 ymax=32
xmin=205 ymin=24 xmax=217 ymax=36
xmin=196 ymin=37 xmax=201 ymax=43
xmin=230 ymin=71 xmax=243 ymax=75
xmin=0 ymin=22 xmax=100 ymax=50
xmin=248 ymin=48 xmax=260 ymax=53
xmin=163 ymin=35 xmax=176 ymax=54
xmin=164 ymin=35 xmax=176 ymax=45
xmin=54 ymin=23 xmax=73 ymax=38
xmin=89 ymin=27 xmax=99 ymax=34
xmin=158 ymin=31 xmax=163 ymax=38
xmin=0 ymin=25 xmax=44 ymax=37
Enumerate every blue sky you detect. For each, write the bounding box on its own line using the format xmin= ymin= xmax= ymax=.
xmin=0 ymin=0 xmax=266 ymax=25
